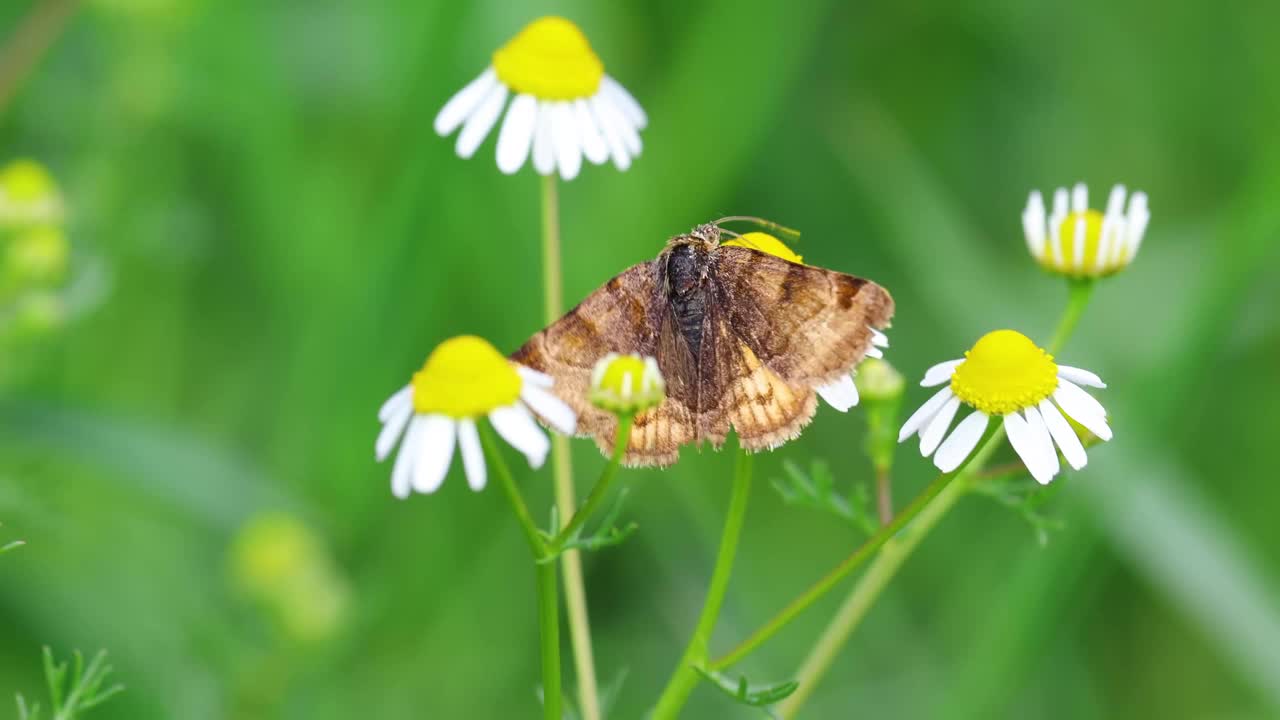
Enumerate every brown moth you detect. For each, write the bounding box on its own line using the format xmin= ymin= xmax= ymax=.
xmin=513 ymin=221 xmax=894 ymax=467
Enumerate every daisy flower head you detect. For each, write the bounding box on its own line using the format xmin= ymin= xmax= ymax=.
xmin=433 ymin=16 xmax=647 ymax=181
xmin=898 ymin=330 xmax=1111 ymax=484
xmin=723 ymin=230 xmax=889 ymax=413
xmin=590 ymin=353 xmax=665 ymax=416
xmin=375 ymin=335 xmax=576 ymax=499
xmin=1023 ymin=182 xmax=1149 ymax=278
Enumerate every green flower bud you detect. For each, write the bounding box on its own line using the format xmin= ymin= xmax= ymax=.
xmin=7 ymin=225 xmax=69 ymax=284
xmin=0 ymin=160 xmax=65 ymax=228
xmin=854 ymin=358 xmax=905 ymax=402
xmin=589 ymin=353 xmax=665 ymax=416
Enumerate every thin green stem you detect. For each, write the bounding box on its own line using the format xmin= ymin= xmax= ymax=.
xmin=650 ymin=450 xmax=754 ymax=719
xmin=478 ymin=421 xmax=559 ymax=719
xmin=776 ymin=281 xmax=1098 ymax=717
xmin=552 ymin=415 xmax=634 ymax=549
xmin=1047 ymin=279 xmax=1094 ymax=354
xmin=539 ymin=172 xmax=600 ymax=720
xmin=709 ymin=458 xmax=965 ymax=672
xmin=875 ymin=466 xmax=893 ymax=526
xmin=535 ymin=560 xmax=562 ymax=720
xmin=478 ymin=421 xmax=545 ymax=557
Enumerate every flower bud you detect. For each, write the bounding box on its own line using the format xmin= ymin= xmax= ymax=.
xmin=7 ymin=225 xmax=69 ymax=284
xmin=0 ymin=160 xmax=65 ymax=228
xmin=589 ymin=353 xmax=665 ymax=415
xmin=854 ymin=358 xmax=905 ymax=402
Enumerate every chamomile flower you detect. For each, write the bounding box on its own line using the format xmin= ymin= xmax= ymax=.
xmin=375 ymin=335 xmax=576 ymax=499
xmin=723 ymin=230 xmax=889 ymax=412
xmin=434 ymin=16 xmax=647 ymax=180
xmin=590 ymin=353 xmax=665 ymax=416
xmin=898 ymin=330 xmax=1111 ymax=484
xmin=1023 ymin=183 xmax=1150 ymax=277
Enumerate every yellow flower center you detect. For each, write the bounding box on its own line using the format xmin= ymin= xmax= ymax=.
xmin=1043 ymin=209 xmax=1108 ymax=273
xmin=492 ymin=16 xmax=604 ymax=100
xmin=950 ymin=330 xmax=1058 ymax=415
xmin=723 ymin=232 xmax=804 ymax=264
xmin=411 ymin=335 xmax=522 ymax=418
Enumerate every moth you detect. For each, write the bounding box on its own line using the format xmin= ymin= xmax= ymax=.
xmin=513 ymin=220 xmax=894 ymax=467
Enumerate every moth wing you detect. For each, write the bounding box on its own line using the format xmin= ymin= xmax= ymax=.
xmin=706 ymin=303 xmax=818 ymax=451
xmin=712 ymin=245 xmax=894 ymax=387
xmin=513 ymin=260 xmax=697 ymax=467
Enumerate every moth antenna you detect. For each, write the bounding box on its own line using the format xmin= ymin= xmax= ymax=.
xmin=712 ymin=215 xmax=802 ymax=243
xmin=718 ymin=227 xmax=743 ymax=239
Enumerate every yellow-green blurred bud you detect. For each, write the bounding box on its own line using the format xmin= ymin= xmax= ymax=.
xmin=13 ymin=291 xmax=65 ymax=335
xmin=7 ymin=226 xmax=69 ymax=284
xmin=854 ymin=358 xmax=905 ymax=402
xmin=229 ymin=513 xmax=349 ymax=643
xmin=589 ymin=353 xmax=665 ymax=415
xmin=0 ymin=160 xmax=65 ymax=227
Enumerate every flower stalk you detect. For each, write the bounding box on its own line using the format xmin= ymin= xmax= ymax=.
xmin=651 ymin=449 xmax=754 ymax=719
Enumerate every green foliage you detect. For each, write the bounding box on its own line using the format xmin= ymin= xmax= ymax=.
xmin=15 ymin=648 xmax=124 ymax=720
xmin=693 ymin=667 xmax=798 ymax=719
xmin=971 ymin=473 xmax=1067 ymax=547
xmin=542 ymin=488 xmax=639 ymax=561
xmin=0 ymin=521 xmax=22 ymax=553
xmin=772 ymin=459 xmax=878 ymax=535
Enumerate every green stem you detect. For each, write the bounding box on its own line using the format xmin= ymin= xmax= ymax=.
xmin=650 ymin=449 xmax=754 ymax=719
xmin=552 ymin=415 xmax=633 ymax=549
xmin=775 ymin=281 xmax=1098 ymax=717
xmin=535 ymin=560 xmax=562 ymax=720
xmin=1047 ymin=278 xmax=1094 ymax=354
xmin=709 ymin=456 xmax=967 ymax=672
xmin=478 ymin=421 xmax=559 ymax=719
xmin=539 ymin=172 xmax=600 ymax=720
xmin=479 ymin=421 xmax=545 ymax=557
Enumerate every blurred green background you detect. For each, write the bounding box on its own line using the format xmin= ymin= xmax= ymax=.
xmin=2 ymin=0 xmax=1279 ymax=718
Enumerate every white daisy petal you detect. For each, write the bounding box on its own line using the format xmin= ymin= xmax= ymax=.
xmin=378 ymin=385 xmax=412 ymax=422
xmin=1052 ymin=394 xmax=1113 ymax=442
xmin=412 ymin=415 xmax=456 ymax=494
xmin=457 ymin=418 xmax=486 ymax=491
xmin=520 ymin=384 xmax=577 ymax=435
xmin=434 ymin=68 xmax=498 ymax=136
xmin=1039 ymin=399 xmax=1087 ymax=471
xmin=871 ymin=329 xmax=890 ymax=348
xmin=1071 ymin=182 xmax=1088 ymax=212
xmin=1024 ymin=406 xmax=1060 ymax=482
xmin=532 ymin=101 xmax=556 ymax=175
xmin=606 ymin=96 xmax=642 ymax=156
xmin=1023 ymin=190 xmax=1046 ymax=258
xmin=1072 ymin=214 xmax=1086 ymax=269
xmin=921 ymin=358 xmax=963 ymax=387
xmin=1057 ymin=365 xmax=1106 ymax=388
xmin=590 ymin=95 xmax=631 ymax=171
xmin=550 ymin=102 xmax=583 ymax=181
xmin=390 ymin=418 xmax=422 ymax=499
xmin=816 ymin=374 xmax=859 ymax=412
xmin=376 ymin=404 xmax=414 ymax=461
xmin=1053 ymin=379 xmax=1110 ymax=432
xmin=495 ymin=94 xmax=538 ymax=175
xmin=490 ymin=403 xmax=551 ymax=468
xmin=898 ymin=386 xmax=954 ymax=442
xmin=1049 ymin=188 xmax=1067 ymax=267
xmin=1004 ymin=411 xmax=1053 ymax=485
xmin=516 ymin=364 xmax=554 ymax=388
xmin=865 ymin=346 xmax=884 ymax=359
xmin=1125 ymin=192 xmax=1150 ymax=258
xmin=601 ymin=76 xmax=647 ymax=129
xmin=573 ymin=99 xmax=608 ymax=165
xmin=934 ymin=411 xmax=989 ymax=473
xmin=455 ymin=83 xmax=509 ymax=159
xmin=920 ymin=395 xmax=961 ymax=457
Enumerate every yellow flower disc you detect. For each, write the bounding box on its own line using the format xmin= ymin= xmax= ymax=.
xmin=723 ymin=232 xmax=804 ymax=264
xmin=412 ymin=335 xmax=522 ymax=418
xmin=492 ymin=16 xmax=604 ymax=100
xmin=950 ymin=330 xmax=1058 ymax=416
xmin=1043 ymin=209 xmax=1106 ymax=274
